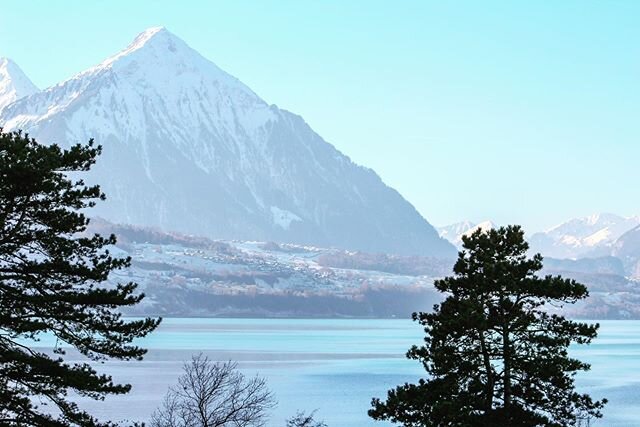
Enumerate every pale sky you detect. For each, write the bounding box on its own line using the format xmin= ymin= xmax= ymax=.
xmin=1 ymin=1 xmax=638 ymax=232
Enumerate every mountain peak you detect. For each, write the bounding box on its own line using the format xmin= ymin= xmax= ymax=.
xmin=0 ymin=29 xmax=455 ymax=258
xmin=91 ymin=26 xmax=190 ymax=72
xmin=120 ymin=26 xmax=178 ymax=55
xmin=75 ymin=26 xmax=253 ymax=100
xmin=132 ymin=26 xmax=169 ymax=43
xmin=0 ymin=57 xmax=39 ymax=112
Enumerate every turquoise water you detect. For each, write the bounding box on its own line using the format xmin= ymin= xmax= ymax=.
xmin=41 ymin=319 xmax=640 ymax=426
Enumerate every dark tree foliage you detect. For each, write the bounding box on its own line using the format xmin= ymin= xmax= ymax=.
xmin=0 ymin=130 xmax=160 ymax=426
xmin=370 ymin=225 xmax=606 ymax=427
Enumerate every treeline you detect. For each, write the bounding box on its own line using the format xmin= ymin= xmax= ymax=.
xmin=127 ymin=283 xmax=442 ymax=318
xmin=87 ymin=217 xmax=236 ymax=253
xmin=316 ymin=251 xmax=452 ymax=276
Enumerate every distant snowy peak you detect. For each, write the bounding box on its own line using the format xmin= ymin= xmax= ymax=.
xmin=530 ymin=213 xmax=640 ymax=259
xmin=0 ymin=58 xmax=38 ymax=112
xmin=438 ymin=220 xmax=496 ymax=248
xmin=546 ymin=213 xmax=635 ymax=235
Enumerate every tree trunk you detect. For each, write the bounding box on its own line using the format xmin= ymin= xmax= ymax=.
xmin=479 ymin=331 xmax=494 ymax=412
xmin=503 ymin=322 xmax=512 ymax=412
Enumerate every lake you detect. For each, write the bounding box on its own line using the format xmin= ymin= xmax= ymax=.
xmin=43 ymin=318 xmax=640 ymax=426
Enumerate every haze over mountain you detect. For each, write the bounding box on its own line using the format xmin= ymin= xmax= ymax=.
xmin=0 ymin=27 xmax=454 ymax=257
xmin=0 ymin=57 xmax=39 ymax=112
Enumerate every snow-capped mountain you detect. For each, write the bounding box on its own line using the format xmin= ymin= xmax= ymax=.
xmin=0 ymin=27 xmax=454 ymax=257
xmin=438 ymin=220 xmax=495 ymax=248
xmin=0 ymin=57 xmax=39 ymax=112
xmin=529 ymin=213 xmax=640 ymax=259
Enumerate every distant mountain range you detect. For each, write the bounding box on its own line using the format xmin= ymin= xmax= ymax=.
xmin=529 ymin=213 xmax=640 ymax=259
xmin=0 ymin=27 xmax=454 ymax=258
xmin=439 ymin=213 xmax=640 ymax=280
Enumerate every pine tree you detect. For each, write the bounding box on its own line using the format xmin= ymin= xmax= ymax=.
xmin=0 ymin=130 xmax=160 ymax=426
xmin=369 ymin=225 xmax=606 ymax=427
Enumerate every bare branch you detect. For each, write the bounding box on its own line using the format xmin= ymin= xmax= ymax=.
xmin=151 ymin=354 xmax=276 ymax=427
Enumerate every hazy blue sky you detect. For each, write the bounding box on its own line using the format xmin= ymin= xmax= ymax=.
xmin=1 ymin=1 xmax=638 ymax=231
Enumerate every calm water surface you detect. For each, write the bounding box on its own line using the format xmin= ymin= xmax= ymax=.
xmin=43 ymin=319 xmax=640 ymax=426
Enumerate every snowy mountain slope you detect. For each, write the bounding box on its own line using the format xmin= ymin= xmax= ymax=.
xmin=0 ymin=27 xmax=454 ymax=257
xmin=529 ymin=213 xmax=640 ymax=259
xmin=0 ymin=58 xmax=39 ymax=112
xmin=438 ymin=220 xmax=496 ymax=248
